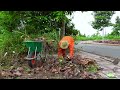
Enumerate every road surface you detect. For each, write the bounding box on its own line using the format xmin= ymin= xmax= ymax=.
xmin=75 ymin=41 xmax=120 ymax=59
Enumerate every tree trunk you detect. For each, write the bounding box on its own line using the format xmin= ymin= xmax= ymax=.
xmin=60 ymin=19 xmax=65 ymax=39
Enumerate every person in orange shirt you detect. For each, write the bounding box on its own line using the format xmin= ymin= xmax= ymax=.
xmin=58 ymin=36 xmax=74 ymax=60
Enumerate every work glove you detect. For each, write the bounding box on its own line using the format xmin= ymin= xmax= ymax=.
xmin=66 ymin=55 xmax=73 ymax=61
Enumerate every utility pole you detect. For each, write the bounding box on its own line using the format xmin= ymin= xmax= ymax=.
xmin=102 ymin=29 xmax=104 ymax=42
xmin=100 ymin=28 xmax=105 ymax=43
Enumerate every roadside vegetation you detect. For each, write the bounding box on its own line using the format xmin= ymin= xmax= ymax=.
xmin=0 ymin=11 xmax=80 ymax=70
xmin=75 ymin=34 xmax=120 ymax=41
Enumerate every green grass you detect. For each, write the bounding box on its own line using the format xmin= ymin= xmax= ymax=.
xmin=104 ymin=35 xmax=120 ymax=40
xmin=86 ymin=64 xmax=98 ymax=73
xmin=0 ymin=31 xmax=60 ymax=69
xmin=75 ymin=35 xmax=120 ymax=41
xmin=75 ymin=36 xmax=102 ymax=41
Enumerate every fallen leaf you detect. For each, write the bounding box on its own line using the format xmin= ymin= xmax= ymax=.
xmin=106 ymin=72 xmax=116 ymax=78
xmin=17 ymin=67 xmax=24 ymax=72
xmin=51 ymin=68 xmax=57 ymax=73
xmin=13 ymin=71 xmax=22 ymax=76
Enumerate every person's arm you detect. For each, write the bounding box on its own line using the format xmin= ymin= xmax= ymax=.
xmin=69 ymin=41 xmax=74 ymax=59
xmin=58 ymin=45 xmax=63 ymax=57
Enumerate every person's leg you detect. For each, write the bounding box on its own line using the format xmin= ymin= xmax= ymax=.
xmin=62 ymin=49 xmax=66 ymax=58
xmin=69 ymin=41 xmax=74 ymax=59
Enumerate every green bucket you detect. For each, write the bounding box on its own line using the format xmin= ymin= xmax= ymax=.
xmin=24 ymin=40 xmax=43 ymax=53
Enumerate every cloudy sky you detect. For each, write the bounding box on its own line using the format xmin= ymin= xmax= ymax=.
xmin=70 ymin=11 xmax=120 ymax=36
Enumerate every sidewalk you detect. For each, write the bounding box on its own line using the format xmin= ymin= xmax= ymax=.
xmin=79 ymin=51 xmax=120 ymax=79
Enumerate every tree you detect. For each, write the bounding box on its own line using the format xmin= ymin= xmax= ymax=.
xmin=52 ymin=11 xmax=74 ymax=39
xmin=0 ymin=11 xmax=74 ymax=34
xmin=0 ymin=11 xmax=76 ymax=42
xmin=64 ymin=17 xmax=81 ymax=36
xmin=0 ymin=11 xmax=76 ymax=54
xmin=91 ymin=11 xmax=115 ymax=41
xmin=91 ymin=11 xmax=114 ymax=31
xmin=111 ymin=16 xmax=120 ymax=36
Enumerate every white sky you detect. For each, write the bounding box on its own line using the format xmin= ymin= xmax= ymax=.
xmin=70 ymin=11 xmax=120 ymax=36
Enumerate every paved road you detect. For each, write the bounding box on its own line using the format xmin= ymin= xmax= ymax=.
xmin=75 ymin=42 xmax=120 ymax=59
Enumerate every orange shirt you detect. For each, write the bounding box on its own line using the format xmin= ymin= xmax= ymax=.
xmin=58 ymin=36 xmax=74 ymax=58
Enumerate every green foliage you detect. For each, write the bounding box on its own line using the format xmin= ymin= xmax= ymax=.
xmin=86 ymin=64 xmax=98 ymax=73
xmin=65 ymin=22 xmax=79 ymax=36
xmin=0 ymin=30 xmax=26 ymax=54
xmin=75 ymin=35 xmax=103 ymax=41
xmin=75 ymin=36 xmax=88 ymax=41
xmin=75 ymin=34 xmax=120 ymax=41
xmin=0 ymin=11 xmax=76 ymax=69
xmin=0 ymin=30 xmax=27 ymax=68
xmin=111 ymin=16 xmax=120 ymax=36
xmin=0 ymin=11 xmax=21 ymax=32
xmin=0 ymin=11 xmax=75 ymax=52
xmin=105 ymin=34 xmax=120 ymax=40
xmin=91 ymin=11 xmax=115 ymax=30
xmin=0 ymin=11 xmax=74 ymax=34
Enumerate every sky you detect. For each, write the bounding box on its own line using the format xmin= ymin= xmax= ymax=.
xmin=70 ymin=11 xmax=120 ymax=36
